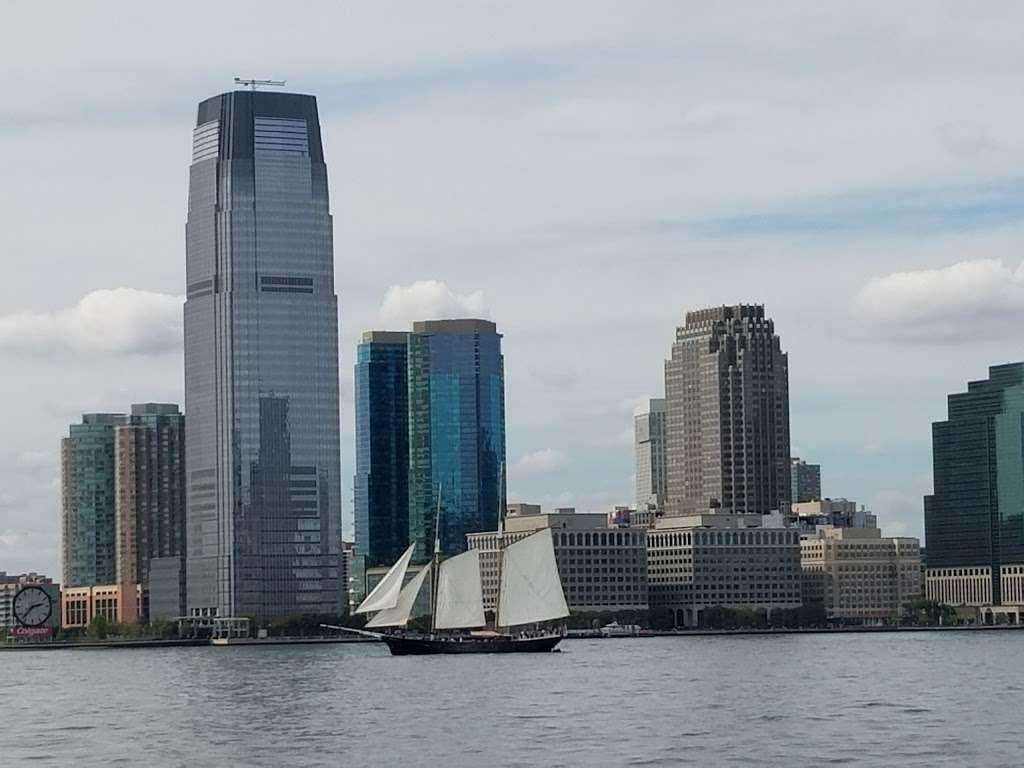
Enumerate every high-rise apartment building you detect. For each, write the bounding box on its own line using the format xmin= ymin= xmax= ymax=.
xmin=664 ymin=304 xmax=791 ymax=517
xmin=924 ymin=363 xmax=1024 ymax=607
xmin=184 ymin=90 xmax=342 ymax=617
xmin=790 ymin=457 xmax=821 ymax=503
xmin=354 ymin=331 xmax=410 ymax=567
xmin=115 ymin=404 xmax=186 ymax=618
xmin=62 ymin=414 xmax=127 ymax=587
xmin=635 ymin=398 xmax=667 ymax=514
xmin=407 ymin=319 xmax=505 ymax=560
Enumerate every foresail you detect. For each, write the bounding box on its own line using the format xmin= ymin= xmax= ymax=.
xmin=497 ymin=528 xmax=570 ymax=627
xmin=366 ymin=563 xmax=431 ymax=628
xmin=354 ymin=544 xmax=414 ymax=614
xmin=434 ymin=550 xmax=486 ymax=630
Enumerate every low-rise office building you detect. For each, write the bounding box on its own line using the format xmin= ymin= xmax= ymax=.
xmin=647 ymin=513 xmax=802 ymax=627
xmin=467 ymin=506 xmax=648 ymax=614
xmin=801 ymin=527 xmax=921 ymax=623
xmin=61 ymin=584 xmax=140 ymax=629
xmin=790 ymin=498 xmax=876 ymax=533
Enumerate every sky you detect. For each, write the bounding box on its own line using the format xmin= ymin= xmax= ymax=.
xmin=2 ymin=2 xmax=1024 ymax=579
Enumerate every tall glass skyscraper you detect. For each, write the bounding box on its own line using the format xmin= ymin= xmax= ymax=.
xmin=407 ymin=320 xmax=506 ymax=561
xmin=354 ymin=331 xmax=410 ymax=567
xmin=184 ymin=90 xmax=342 ymax=618
xmin=925 ymin=363 xmax=1024 ymax=606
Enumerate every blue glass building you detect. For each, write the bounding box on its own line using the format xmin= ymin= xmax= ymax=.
xmin=924 ymin=363 xmax=1024 ymax=605
xmin=183 ymin=90 xmax=342 ymax=618
xmin=407 ymin=320 xmax=506 ymax=560
xmin=354 ymin=331 xmax=410 ymax=567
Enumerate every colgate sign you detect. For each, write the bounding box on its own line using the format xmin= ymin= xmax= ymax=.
xmin=11 ymin=626 xmax=53 ymax=639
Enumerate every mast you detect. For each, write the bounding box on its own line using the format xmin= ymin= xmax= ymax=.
xmin=429 ymin=483 xmax=442 ymax=635
xmin=495 ymin=462 xmax=506 ymax=631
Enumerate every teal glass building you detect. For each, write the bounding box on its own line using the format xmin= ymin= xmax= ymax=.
xmin=924 ymin=363 xmax=1024 ymax=604
xmin=62 ymin=414 xmax=127 ymax=587
xmin=354 ymin=331 xmax=410 ymax=567
xmin=407 ymin=320 xmax=506 ymax=561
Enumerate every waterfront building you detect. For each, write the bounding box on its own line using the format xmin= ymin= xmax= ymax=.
xmin=354 ymin=331 xmax=410 ymax=567
xmin=790 ymin=498 xmax=876 ymax=534
xmin=664 ymin=305 xmax=791 ymax=517
xmin=924 ymin=363 xmax=1024 ymax=607
xmin=62 ymin=414 xmax=127 ymax=588
xmin=115 ymin=404 xmax=186 ymax=619
xmin=183 ymin=89 xmax=343 ymax=618
xmin=800 ymin=527 xmax=921 ymax=623
xmin=61 ymin=584 xmax=140 ymax=629
xmin=635 ymin=399 xmax=667 ymax=515
xmin=646 ymin=513 xmax=802 ymax=627
xmin=790 ymin=458 xmax=821 ymax=503
xmin=0 ymin=573 xmax=59 ymax=630
xmin=407 ymin=319 xmax=505 ymax=560
xmin=466 ymin=506 xmax=648 ymax=614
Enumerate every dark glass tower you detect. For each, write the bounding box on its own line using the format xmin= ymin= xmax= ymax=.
xmin=924 ymin=363 xmax=1024 ymax=605
xmin=407 ymin=320 xmax=506 ymax=560
xmin=664 ymin=304 xmax=791 ymax=517
xmin=353 ymin=331 xmax=410 ymax=567
xmin=184 ymin=90 xmax=342 ymax=618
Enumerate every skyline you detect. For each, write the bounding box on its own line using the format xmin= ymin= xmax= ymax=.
xmin=5 ymin=4 xmax=1024 ymax=578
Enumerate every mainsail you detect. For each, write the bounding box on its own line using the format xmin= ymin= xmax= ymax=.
xmin=434 ymin=550 xmax=486 ymax=630
xmin=366 ymin=563 xmax=432 ymax=628
xmin=354 ymin=544 xmax=414 ymax=614
xmin=497 ymin=528 xmax=569 ymax=627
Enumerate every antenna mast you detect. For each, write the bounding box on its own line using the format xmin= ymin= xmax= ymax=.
xmin=234 ymin=77 xmax=287 ymax=91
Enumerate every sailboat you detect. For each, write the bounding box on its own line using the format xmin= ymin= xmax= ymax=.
xmin=345 ymin=524 xmax=570 ymax=655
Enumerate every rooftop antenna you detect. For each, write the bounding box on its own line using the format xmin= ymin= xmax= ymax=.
xmin=234 ymin=77 xmax=286 ymax=91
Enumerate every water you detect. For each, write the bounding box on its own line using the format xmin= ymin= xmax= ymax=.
xmin=3 ymin=632 xmax=1022 ymax=767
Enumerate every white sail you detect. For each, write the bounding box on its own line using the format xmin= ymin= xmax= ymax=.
xmin=497 ymin=528 xmax=570 ymax=627
xmin=366 ymin=563 xmax=431 ymax=628
xmin=354 ymin=544 xmax=414 ymax=614
xmin=434 ymin=550 xmax=486 ymax=630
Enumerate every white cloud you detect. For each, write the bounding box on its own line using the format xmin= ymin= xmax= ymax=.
xmin=854 ymin=258 xmax=1024 ymax=341
xmin=376 ymin=280 xmax=488 ymax=328
xmin=0 ymin=288 xmax=183 ymax=356
xmin=514 ymin=447 xmax=569 ymax=474
xmin=595 ymin=427 xmax=634 ymax=447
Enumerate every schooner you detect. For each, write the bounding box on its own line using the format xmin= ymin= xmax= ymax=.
xmin=346 ymin=523 xmax=570 ymax=655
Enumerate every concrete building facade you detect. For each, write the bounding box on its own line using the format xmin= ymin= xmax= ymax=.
xmin=635 ymin=398 xmax=667 ymax=515
xmin=800 ymin=527 xmax=921 ymax=623
xmin=790 ymin=498 xmax=877 ymax=534
xmin=466 ymin=507 xmax=648 ymax=614
xmin=664 ymin=305 xmax=791 ymax=518
xmin=646 ymin=513 xmax=802 ymax=627
xmin=790 ymin=458 xmax=821 ymax=503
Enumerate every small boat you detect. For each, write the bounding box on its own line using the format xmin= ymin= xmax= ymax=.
xmin=331 ymin=491 xmax=570 ymax=655
xmin=599 ymin=621 xmax=640 ymax=637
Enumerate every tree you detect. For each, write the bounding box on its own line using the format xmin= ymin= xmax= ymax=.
xmin=86 ymin=615 xmax=110 ymax=640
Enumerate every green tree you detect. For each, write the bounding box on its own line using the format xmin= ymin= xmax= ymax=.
xmin=86 ymin=615 xmax=109 ymax=640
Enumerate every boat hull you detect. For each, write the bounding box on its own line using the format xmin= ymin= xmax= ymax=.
xmin=382 ymin=634 xmax=562 ymax=655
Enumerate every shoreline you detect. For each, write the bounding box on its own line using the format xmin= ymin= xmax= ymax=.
xmin=3 ymin=623 xmax=1022 ymax=651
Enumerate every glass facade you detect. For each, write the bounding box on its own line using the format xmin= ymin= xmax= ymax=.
xmin=62 ymin=414 xmax=127 ymax=587
xmin=925 ymin=363 xmax=1024 ymax=604
xmin=407 ymin=320 xmax=506 ymax=561
xmin=353 ymin=332 xmax=410 ymax=567
xmin=184 ymin=91 xmax=342 ymax=618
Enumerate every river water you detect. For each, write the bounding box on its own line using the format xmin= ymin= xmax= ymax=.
xmin=2 ymin=632 xmax=1022 ymax=767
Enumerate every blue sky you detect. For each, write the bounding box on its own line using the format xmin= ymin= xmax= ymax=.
xmin=2 ymin=2 xmax=1024 ymax=577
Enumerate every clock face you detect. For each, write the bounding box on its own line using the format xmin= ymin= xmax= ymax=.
xmin=13 ymin=586 xmax=52 ymax=628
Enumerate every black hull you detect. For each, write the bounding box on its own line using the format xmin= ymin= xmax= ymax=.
xmin=382 ymin=634 xmax=562 ymax=655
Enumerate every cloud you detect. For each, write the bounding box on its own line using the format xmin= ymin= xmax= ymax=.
xmin=853 ymin=258 xmax=1024 ymax=342
xmin=514 ymin=447 xmax=569 ymax=474
xmin=0 ymin=288 xmax=183 ymax=356
xmin=376 ymin=280 xmax=488 ymax=328
xmin=595 ymin=427 xmax=634 ymax=447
